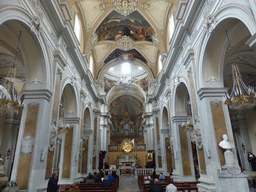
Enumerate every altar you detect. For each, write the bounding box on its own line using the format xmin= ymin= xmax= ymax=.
xmin=119 ymin=160 xmax=137 ymax=175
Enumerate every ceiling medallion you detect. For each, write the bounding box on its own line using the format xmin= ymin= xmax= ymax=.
xmin=113 ymin=0 xmax=137 ymax=17
xmin=117 ymin=36 xmax=134 ymax=51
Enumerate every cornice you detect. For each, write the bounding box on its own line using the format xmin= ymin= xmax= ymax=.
xmin=54 ymin=51 xmax=67 ymax=69
xmin=197 ymin=87 xmax=228 ymax=100
xmin=22 ymin=89 xmax=52 ymax=101
xmin=172 ymin=116 xmax=187 ymax=123
xmin=64 ymin=117 xmax=80 ymax=124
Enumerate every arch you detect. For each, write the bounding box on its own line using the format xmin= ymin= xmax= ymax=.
xmin=96 ymin=47 xmax=155 ymax=81
xmin=197 ymin=4 xmax=256 ymax=90
xmin=106 ymin=83 xmax=146 ymax=105
xmin=98 ymin=58 xmax=154 ymax=81
xmin=173 ymin=82 xmax=190 ymax=116
xmin=0 ymin=5 xmax=51 ymax=91
xmin=60 ymin=79 xmax=79 ymax=117
xmin=162 ymin=106 xmax=169 ymax=128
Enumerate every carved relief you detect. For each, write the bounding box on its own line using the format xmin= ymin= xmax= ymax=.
xmin=116 ymin=36 xmax=135 ymax=51
xmin=191 ymin=126 xmax=203 ymax=149
xmin=152 ymin=33 xmax=162 ymax=48
xmin=30 ymin=16 xmax=41 ymax=35
xmin=113 ymin=0 xmax=137 ymax=16
xmin=49 ymin=128 xmax=57 ymax=151
xmin=21 ymin=135 xmax=34 ymax=155
xmin=94 ymin=2 xmax=110 ymax=10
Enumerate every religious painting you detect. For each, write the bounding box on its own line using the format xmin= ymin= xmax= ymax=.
xmin=96 ymin=11 xmax=153 ymax=42
xmin=104 ymin=49 xmax=147 ymax=64
xmin=135 ymin=76 xmax=149 ymax=93
xmin=147 ymin=152 xmax=153 ymax=161
xmin=104 ymin=77 xmax=116 ymax=93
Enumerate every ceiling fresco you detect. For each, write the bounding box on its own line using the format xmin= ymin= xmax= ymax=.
xmin=96 ymin=11 xmax=154 ymax=42
xmin=109 ymin=95 xmax=143 ymax=116
xmin=104 ymin=49 xmax=147 ymax=64
xmin=104 ymin=76 xmax=148 ymax=93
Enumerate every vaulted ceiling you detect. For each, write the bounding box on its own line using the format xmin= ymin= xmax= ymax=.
xmin=64 ymin=0 xmax=180 ymax=82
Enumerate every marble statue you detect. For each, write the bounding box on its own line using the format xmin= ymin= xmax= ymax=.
xmin=219 ymin=134 xmax=235 ymax=166
xmin=219 ymin=134 xmax=234 ymax=150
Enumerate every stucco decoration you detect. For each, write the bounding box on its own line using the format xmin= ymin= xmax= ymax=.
xmin=49 ymin=128 xmax=57 ymax=151
xmin=88 ymin=33 xmax=98 ymax=49
xmin=141 ymin=0 xmax=171 ymax=32
xmin=117 ymin=36 xmax=135 ymax=51
xmin=113 ymin=0 xmax=137 ymax=17
xmin=152 ymin=33 xmax=162 ymax=48
xmin=191 ymin=126 xmax=203 ymax=149
xmin=80 ymin=0 xmax=110 ymax=31
xmin=21 ymin=135 xmax=34 ymax=155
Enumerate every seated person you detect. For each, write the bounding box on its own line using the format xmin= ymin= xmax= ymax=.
xmin=144 ymin=173 xmax=151 ymax=184
xmin=86 ymin=175 xmax=94 ymax=183
xmin=94 ymin=173 xmax=101 ymax=182
xmin=159 ymin=173 xmax=165 ymax=183
xmin=112 ymin=171 xmax=118 ymax=178
xmin=108 ymin=173 xmax=115 ymax=181
xmin=150 ymin=178 xmax=163 ymax=192
xmin=101 ymin=176 xmax=112 ymax=187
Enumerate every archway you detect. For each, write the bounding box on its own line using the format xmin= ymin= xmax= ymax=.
xmin=0 ymin=17 xmax=50 ymax=188
xmin=174 ymin=82 xmax=199 ymax=180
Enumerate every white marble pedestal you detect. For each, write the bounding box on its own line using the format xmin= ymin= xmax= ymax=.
xmin=218 ymin=165 xmax=249 ymax=192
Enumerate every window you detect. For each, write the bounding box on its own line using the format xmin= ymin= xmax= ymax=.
xmin=167 ymin=13 xmax=175 ymax=48
xmin=89 ymin=55 xmax=94 ymax=76
xmin=74 ymin=13 xmax=81 ymax=43
xmin=158 ymin=54 xmax=162 ymax=73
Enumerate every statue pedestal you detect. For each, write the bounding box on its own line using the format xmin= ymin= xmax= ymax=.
xmin=218 ymin=165 xmax=249 ymax=192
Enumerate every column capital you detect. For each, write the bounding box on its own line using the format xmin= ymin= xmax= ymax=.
xmin=22 ymin=89 xmax=52 ymax=101
xmin=197 ymin=87 xmax=228 ymax=100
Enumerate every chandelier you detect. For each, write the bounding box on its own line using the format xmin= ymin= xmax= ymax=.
xmin=224 ymin=63 xmax=256 ymax=109
xmin=0 ymin=31 xmax=24 ymax=115
xmin=113 ymin=0 xmax=137 ymax=17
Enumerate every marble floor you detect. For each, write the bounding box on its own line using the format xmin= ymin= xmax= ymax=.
xmin=117 ymin=174 xmax=140 ymax=192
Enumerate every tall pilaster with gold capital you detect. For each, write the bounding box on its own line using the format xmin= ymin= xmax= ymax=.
xmin=11 ymin=89 xmax=52 ymax=191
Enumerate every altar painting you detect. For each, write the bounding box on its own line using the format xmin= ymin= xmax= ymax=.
xmin=96 ymin=11 xmax=153 ymax=42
